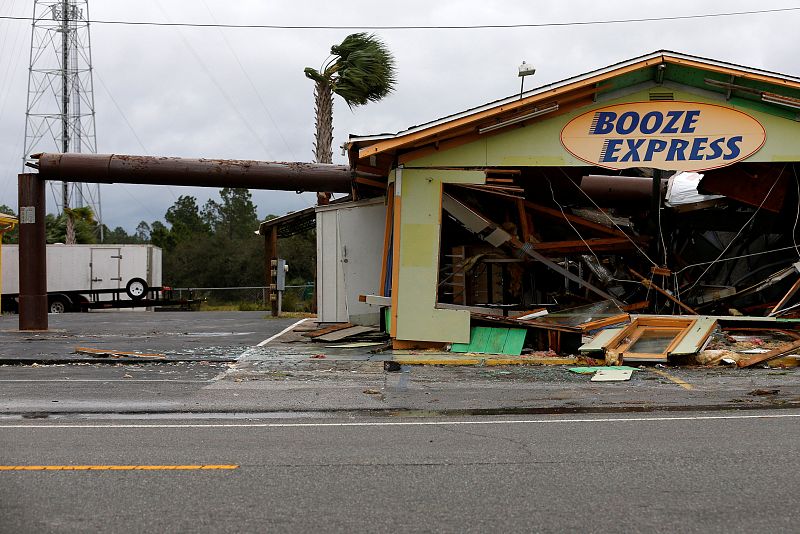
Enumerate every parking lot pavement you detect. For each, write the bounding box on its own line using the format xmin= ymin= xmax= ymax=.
xmin=0 ymin=311 xmax=298 ymax=363
xmin=0 ymin=312 xmax=798 ymax=416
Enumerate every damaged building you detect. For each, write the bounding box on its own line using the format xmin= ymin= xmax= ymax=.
xmin=267 ymin=51 xmax=800 ymax=364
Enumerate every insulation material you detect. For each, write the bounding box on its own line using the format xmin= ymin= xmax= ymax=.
xmin=665 ymin=172 xmax=724 ymax=209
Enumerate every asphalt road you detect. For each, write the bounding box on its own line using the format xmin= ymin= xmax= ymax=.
xmin=1 ymin=410 xmax=798 ymax=533
xmin=0 ymin=311 xmax=298 ymax=362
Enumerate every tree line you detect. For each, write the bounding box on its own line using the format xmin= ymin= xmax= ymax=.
xmin=0 ymin=188 xmax=315 ymax=294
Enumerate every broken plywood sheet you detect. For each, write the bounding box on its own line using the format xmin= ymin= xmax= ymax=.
xmin=591 ymin=369 xmax=633 ymax=381
xmin=450 ymin=326 xmax=526 ymax=355
xmin=569 ymin=366 xmax=638 ymax=374
xmin=302 ymin=323 xmax=354 ymax=338
xmin=315 ymin=326 xmax=378 ymax=342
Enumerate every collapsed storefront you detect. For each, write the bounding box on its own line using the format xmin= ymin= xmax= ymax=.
xmin=330 ymin=50 xmax=800 ymax=361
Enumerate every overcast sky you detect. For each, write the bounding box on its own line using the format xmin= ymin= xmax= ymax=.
xmin=0 ymin=0 xmax=797 ymax=232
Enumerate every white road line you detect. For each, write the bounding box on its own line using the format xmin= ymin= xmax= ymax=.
xmin=223 ymin=318 xmax=312 ymax=374
xmin=1 ymin=413 xmax=798 ymax=429
xmin=256 ymin=318 xmax=310 ymax=347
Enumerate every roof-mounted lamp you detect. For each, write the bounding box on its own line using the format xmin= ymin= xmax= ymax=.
xmin=518 ymin=61 xmax=536 ymax=99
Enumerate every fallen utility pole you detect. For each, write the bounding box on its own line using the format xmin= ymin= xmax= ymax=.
xmin=31 ymin=153 xmax=356 ymax=193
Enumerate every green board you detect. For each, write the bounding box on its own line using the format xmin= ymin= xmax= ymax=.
xmin=451 ymin=327 xmax=527 ymax=355
xmin=384 ymin=307 xmax=391 ymax=333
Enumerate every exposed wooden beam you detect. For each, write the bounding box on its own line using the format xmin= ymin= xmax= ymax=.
xmin=531 ymin=237 xmax=635 ymax=255
xmin=524 ymin=200 xmax=626 ymax=238
xmin=629 ymin=269 xmax=698 ymax=315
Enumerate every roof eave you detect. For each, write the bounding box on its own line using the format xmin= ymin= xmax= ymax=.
xmin=351 ymin=50 xmax=800 ymax=162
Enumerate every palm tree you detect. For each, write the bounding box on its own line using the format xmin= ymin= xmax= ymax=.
xmin=305 ymin=33 xmax=396 ymax=204
xmin=63 ymin=206 xmax=95 ymax=245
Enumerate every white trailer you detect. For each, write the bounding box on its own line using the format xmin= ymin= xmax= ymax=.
xmin=1 ymin=244 xmax=164 ymax=313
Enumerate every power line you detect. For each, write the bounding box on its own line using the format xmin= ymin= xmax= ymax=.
xmin=0 ymin=6 xmax=798 ymax=30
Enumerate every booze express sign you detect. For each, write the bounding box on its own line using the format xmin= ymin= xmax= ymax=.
xmin=560 ymin=101 xmax=766 ymax=172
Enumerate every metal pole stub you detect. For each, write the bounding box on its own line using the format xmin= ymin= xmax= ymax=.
xmin=18 ymin=174 xmax=47 ymax=331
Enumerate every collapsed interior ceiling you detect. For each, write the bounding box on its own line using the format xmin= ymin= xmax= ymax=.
xmin=435 ymin=162 xmax=800 ymax=318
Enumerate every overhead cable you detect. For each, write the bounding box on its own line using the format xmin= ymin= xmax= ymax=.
xmin=0 ymin=7 xmax=799 ymax=31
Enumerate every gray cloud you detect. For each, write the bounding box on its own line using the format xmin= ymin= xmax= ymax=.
xmin=0 ymin=0 xmax=797 ymax=229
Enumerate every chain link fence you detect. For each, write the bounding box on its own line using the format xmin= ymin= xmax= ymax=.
xmin=173 ymin=285 xmax=314 ymax=312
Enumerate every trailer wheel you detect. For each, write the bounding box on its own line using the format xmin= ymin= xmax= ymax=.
xmin=49 ymin=297 xmax=68 ymax=314
xmin=125 ymin=278 xmax=148 ymax=300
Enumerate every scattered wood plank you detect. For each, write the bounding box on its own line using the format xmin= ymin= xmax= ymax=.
xmin=315 ymin=326 xmax=378 ymax=342
xmin=768 ymin=276 xmax=800 ymax=316
xmin=470 ymin=312 xmax=581 ymax=333
xmin=74 ymin=347 xmax=165 ymax=359
xmin=302 ymin=323 xmax=354 ymax=338
xmin=737 ymin=339 xmax=800 ymax=368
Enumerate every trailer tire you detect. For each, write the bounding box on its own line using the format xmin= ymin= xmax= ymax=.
xmin=125 ymin=278 xmax=148 ymax=300
xmin=49 ymin=297 xmax=69 ymax=314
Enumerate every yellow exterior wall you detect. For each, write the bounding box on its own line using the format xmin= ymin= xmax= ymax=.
xmin=390 ymin=83 xmax=800 ymax=344
xmin=392 ymin=168 xmax=484 ymax=343
xmin=409 ymin=85 xmax=800 ymax=168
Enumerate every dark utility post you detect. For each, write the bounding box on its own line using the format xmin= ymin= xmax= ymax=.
xmin=18 ymin=174 xmax=47 ymax=330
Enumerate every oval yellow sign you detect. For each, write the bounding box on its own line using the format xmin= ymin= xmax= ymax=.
xmin=560 ymin=101 xmax=766 ymax=172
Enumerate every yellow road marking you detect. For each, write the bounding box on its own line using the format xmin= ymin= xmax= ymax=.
xmin=651 ymin=369 xmax=694 ymax=390
xmin=0 ymin=465 xmax=239 ymax=471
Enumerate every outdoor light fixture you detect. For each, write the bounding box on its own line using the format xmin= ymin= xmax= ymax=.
xmin=518 ymin=61 xmax=536 ymax=78
xmin=478 ymin=103 xmax=559 ymax=134
xmin=761 ymin=93 xmax=800 ymax=111
xmin=518 ymin=60 xmax=536 ymax=99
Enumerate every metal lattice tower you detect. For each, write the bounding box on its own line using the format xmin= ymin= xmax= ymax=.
xmin=23 ymin=0 xmax=101 ymax=236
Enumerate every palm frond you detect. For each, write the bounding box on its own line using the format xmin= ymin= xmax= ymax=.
xmin=328 ymin=33 xmax=396 ymax=108
xmin=63 ymin=206 xmax=95 ymax=224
